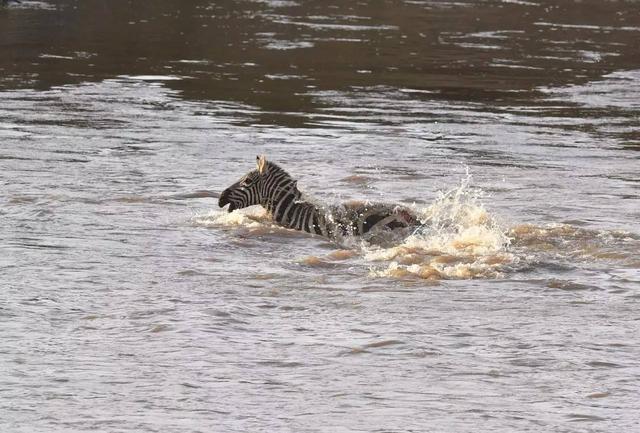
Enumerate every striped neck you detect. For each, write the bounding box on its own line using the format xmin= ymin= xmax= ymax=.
xmin=259 ymin=163 xmax=329 ymax=236
xmin=260 ymin=162 xmax=301 ymax=211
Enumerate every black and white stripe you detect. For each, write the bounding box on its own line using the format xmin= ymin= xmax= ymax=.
xmin=219 ymin=156 xmax=418 ymax=239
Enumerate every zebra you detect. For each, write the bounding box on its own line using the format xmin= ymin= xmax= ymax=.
xmin=218 ymin=155 xmax=419 ymax=240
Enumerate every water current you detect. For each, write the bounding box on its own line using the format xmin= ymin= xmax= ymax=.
xmin=1 ymin=1 xmax=639 ymax=432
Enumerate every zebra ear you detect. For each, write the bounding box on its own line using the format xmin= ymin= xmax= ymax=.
xmin=256 ymin=155 xmax=268 ymax=175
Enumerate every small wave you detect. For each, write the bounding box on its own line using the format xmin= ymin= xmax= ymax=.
xmin=117 ymin=75 xmax=191 ymax=81
xmin=509 ymin=223 xmax=639 ymax=268
xmin=7 ymin=1 xmax=56 ymax=10
xmin=298 ymin=256 xmax=339 ymax=268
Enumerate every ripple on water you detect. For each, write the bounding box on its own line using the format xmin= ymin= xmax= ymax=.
xmin=5 ymin=1 xmax=56 ymax=10
xmin=262 ymin=40 xmax=315 ymax=50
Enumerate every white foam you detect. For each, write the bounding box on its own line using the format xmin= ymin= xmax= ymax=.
xmin=192 ymin=207 xmax=270 ymax=228
xmin=364 ymin=172 xmax=512 ymax=279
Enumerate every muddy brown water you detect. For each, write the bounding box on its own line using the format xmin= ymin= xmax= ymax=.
xmin=1 ymin=1 xmax=640 ymax=432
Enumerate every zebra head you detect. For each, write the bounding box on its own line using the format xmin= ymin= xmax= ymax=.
xmin=219 ymin=155 xmax=294 ymax=212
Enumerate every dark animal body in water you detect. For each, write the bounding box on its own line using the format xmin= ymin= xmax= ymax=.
xmin=219 ymin=156 xmax=420 ymax=240
xmin=1 ymin=0 xmax=22 ymax=5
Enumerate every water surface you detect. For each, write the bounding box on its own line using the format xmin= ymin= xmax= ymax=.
xmin=1 ymin=1 xmax=639 ymax=432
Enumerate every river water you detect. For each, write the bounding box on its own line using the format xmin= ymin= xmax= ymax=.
xmin=1 ymin=1 xmax=639 ymax=432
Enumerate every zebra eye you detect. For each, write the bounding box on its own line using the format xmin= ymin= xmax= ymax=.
xmin=241 ymin=178 xmax=253 ymax=187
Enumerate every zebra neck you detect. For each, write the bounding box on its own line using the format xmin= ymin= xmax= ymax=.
xmin=265 ymin=191 xmax=329 ymax=237
xmin=262 ymin=178 xmax=300 ymax=215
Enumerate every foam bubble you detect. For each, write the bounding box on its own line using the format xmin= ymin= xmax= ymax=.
xmin=192 ymin=207 xmax=271 ymax=228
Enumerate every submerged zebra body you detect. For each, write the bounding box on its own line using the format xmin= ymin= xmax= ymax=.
xmin=219 ymin=156 xmax=419 ymax=240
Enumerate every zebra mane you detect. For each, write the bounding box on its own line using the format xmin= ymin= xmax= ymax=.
xmin=264 ymin=160 xmax=321 ymax=204
xmin=265 ymin=160 xmax=291 ymax=178
xmin=265 ymin=161 xmax=299 ymax=186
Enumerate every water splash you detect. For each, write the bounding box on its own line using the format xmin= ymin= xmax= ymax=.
xmin=192 ymin=172 xmax=639 ymax=280
xmin=192 ymin=207 xmax=271 ymax=229
xmin=364 ymin=171 xmax=512 ymax=280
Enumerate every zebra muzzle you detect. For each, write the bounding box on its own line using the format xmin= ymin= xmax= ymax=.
xmin=218 ymin=191 xmax=235 ymax=212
